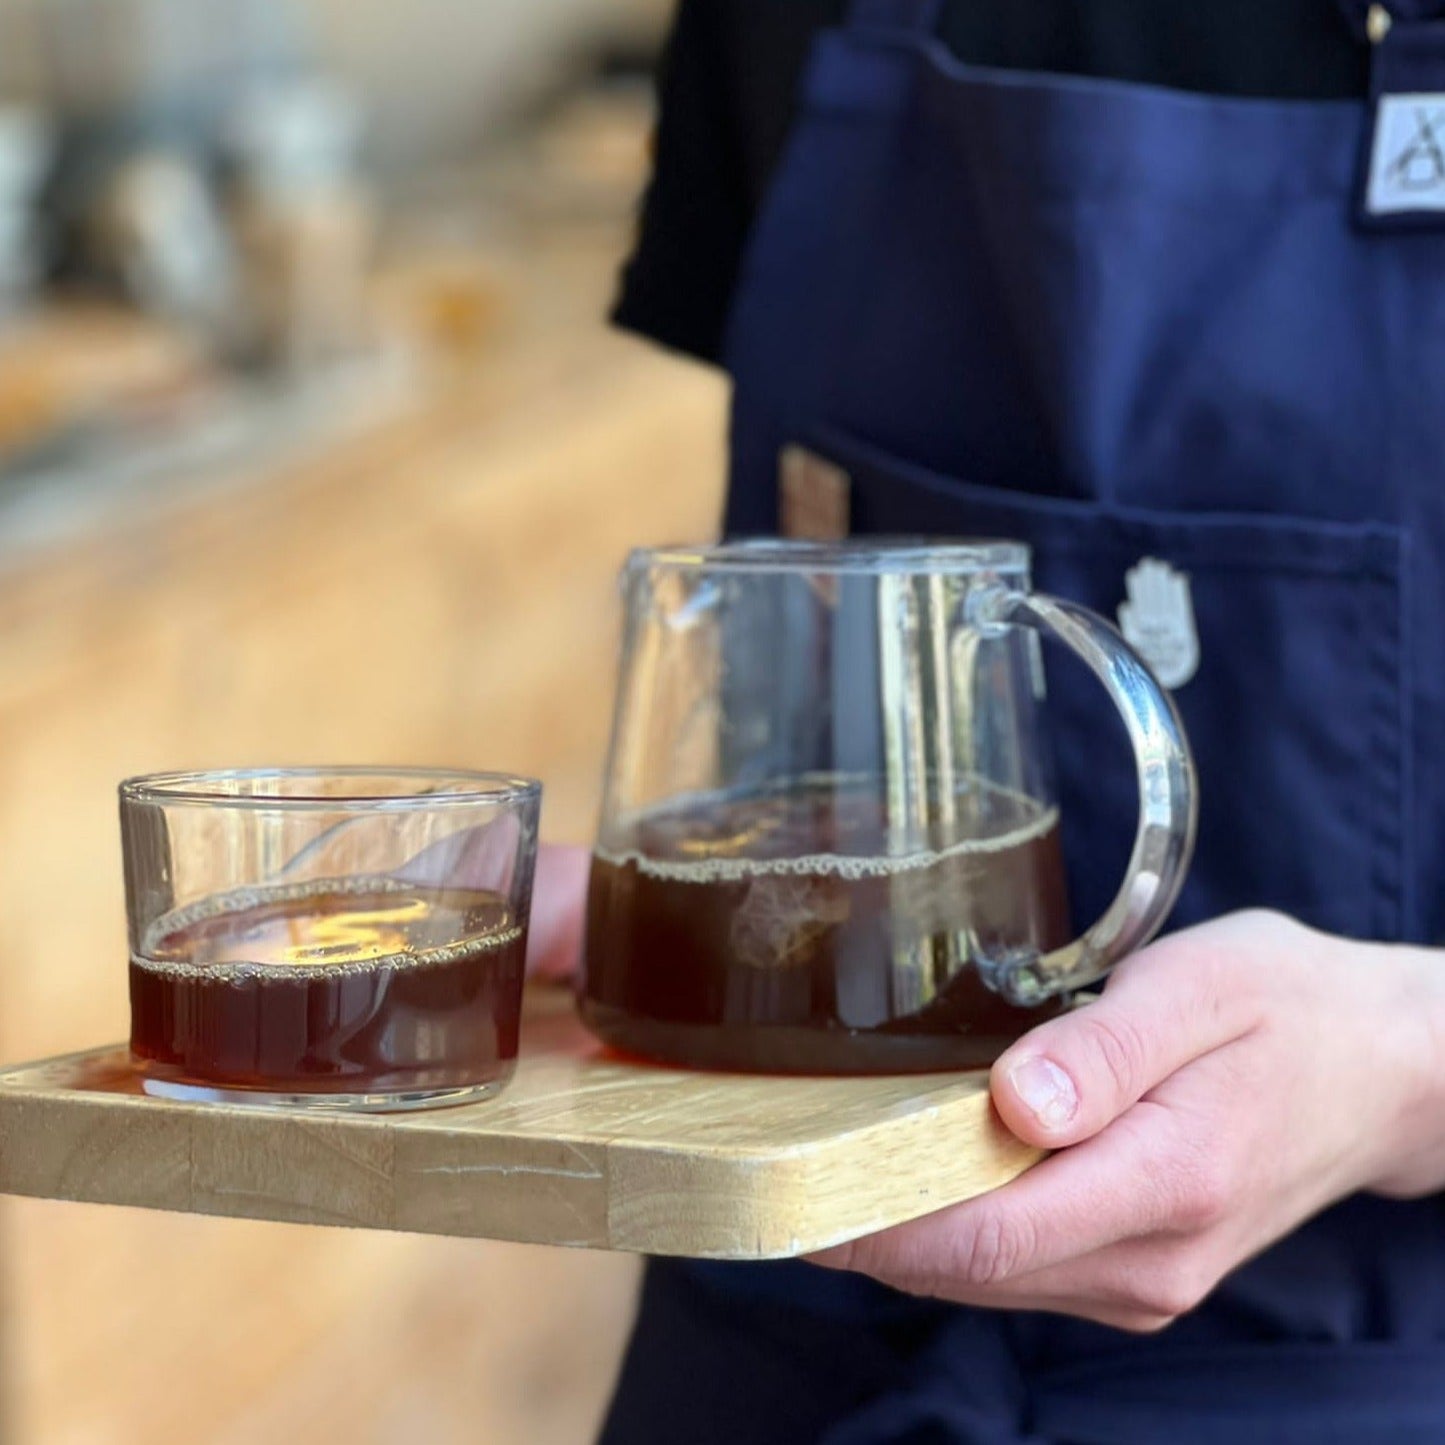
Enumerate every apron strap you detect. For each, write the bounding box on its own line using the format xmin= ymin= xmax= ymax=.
xmin=846 ymin=0 xmax=943 ymax=36
xmin=1336 ymin=0 xmax=1445 ymax=41
xmin=847 ymin=0 xmax=1445 ymax=45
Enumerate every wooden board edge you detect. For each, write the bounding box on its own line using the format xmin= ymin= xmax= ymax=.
xmin=0 ymin=1058 xmax=1044 ymax=1261
xmin=594 ymin=1093 xmax=1043 ymax=1260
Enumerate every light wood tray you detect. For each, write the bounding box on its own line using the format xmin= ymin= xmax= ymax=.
xmin=0 ymin=989 xmax=1040 ymax=1260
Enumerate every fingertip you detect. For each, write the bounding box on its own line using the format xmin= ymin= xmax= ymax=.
xmin=536 ymin=840 xmax=590 ymax=877
xmin=991 ymin=1050 xmax=1083 ymax=1147
xmin=526 ymin=842 xmax=591 ymax=981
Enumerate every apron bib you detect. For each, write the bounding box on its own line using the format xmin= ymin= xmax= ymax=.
xmin=602 ymin=2 xmax=1445 ymax=1439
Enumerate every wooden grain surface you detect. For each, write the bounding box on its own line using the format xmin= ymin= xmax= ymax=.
xmin=0 ymin=990 xmax=1041 ymax=1260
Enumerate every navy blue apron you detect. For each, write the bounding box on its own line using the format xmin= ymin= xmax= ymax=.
xmin=600 ymin=1 xmax=1445 ymax=1439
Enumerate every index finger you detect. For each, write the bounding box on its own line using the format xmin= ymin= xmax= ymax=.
xmin=525 ymin=842 xmax=591 ymax=981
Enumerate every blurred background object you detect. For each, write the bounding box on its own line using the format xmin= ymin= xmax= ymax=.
xmin=0 ymin=105 xmax=50 ymax=316
xmin=0 ymin=0 xmax=726 ymax=1441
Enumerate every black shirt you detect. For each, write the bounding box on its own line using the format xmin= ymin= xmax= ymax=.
xmin=613 ymin=0 xmax=1369 ymax=362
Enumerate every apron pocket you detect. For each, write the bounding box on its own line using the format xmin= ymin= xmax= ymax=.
xmin=807 ymin=426 xmax=1409 ymax=942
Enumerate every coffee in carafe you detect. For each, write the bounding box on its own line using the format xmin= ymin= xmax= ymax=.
xmin=584 ymin=774 xmax=1070 ymax=1073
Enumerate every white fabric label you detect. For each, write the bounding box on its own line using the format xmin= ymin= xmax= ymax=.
xmin=1365 ymin=93 xmax=1445 ymax=215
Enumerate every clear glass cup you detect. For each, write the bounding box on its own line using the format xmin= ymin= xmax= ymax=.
xmin=121 ymin=767 xmax=541 ymax=1111
xmin=582 ymin=540 xmax=1196 ymax=1074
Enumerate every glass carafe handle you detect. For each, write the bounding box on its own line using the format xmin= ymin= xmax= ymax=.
xmin=971 ymin=586 xmax=1199 ymax=1005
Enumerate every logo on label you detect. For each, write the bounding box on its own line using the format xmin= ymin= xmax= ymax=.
xmin=1118 ymin=558 xmax=1199 ymax=690
xmin=1366 ymin=94 xmax=1445 ymax=215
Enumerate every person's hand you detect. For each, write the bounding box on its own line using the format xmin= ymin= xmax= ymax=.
xmin=812 ymin=910 xmax=1445 ymax=1331
xmin=525 ymin=842 xmax=590 ymax=983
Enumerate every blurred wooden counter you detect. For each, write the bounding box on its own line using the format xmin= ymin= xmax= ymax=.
xmin=0 ymin=224 xmax=727 ymax=1444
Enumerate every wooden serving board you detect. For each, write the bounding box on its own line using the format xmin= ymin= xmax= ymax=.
xmin=0 ymin=989 xmax=1040 ymax=1260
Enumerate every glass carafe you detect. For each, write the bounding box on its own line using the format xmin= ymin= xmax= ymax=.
xmin=582 ymin=541 xmax=1195 ymax=1073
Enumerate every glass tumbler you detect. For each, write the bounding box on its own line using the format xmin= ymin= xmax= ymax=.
xmin=121 ymin=767 xmax=540 ymax=1111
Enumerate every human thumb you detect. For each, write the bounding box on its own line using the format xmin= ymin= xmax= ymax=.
xmin=987 ymin=928 xmax=1254 ymax=1148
